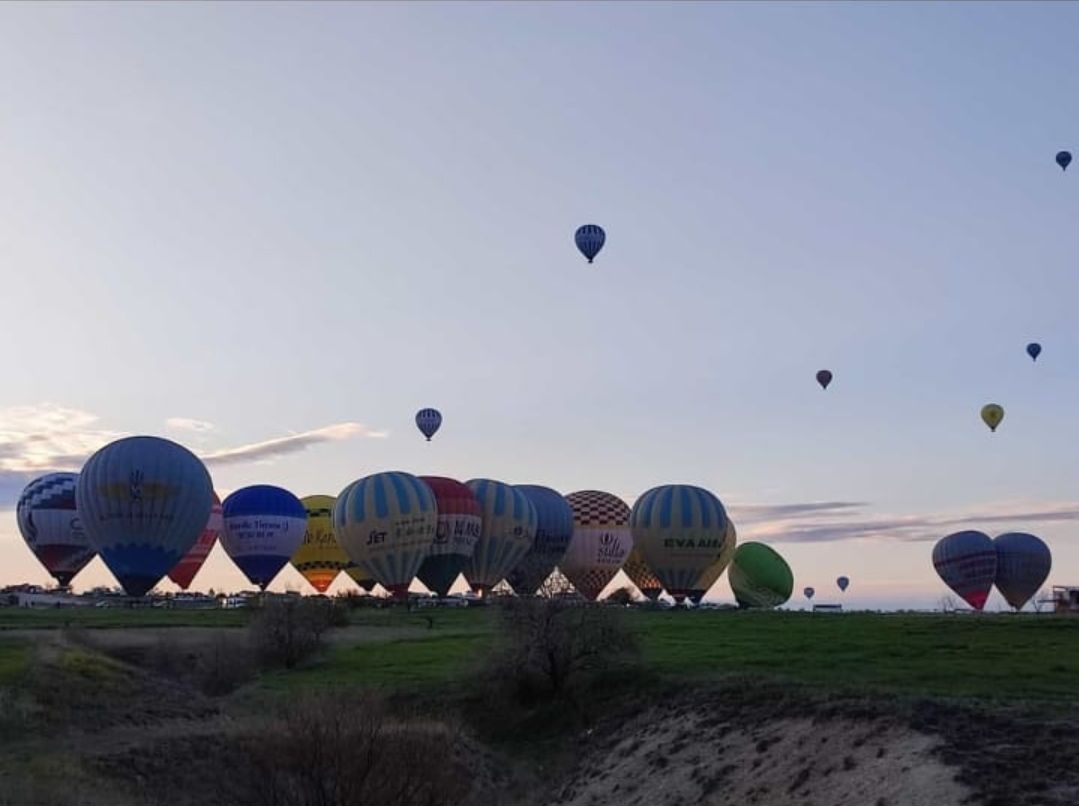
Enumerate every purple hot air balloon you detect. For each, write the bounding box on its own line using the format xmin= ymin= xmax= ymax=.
xmin=816 ymin=370 xmax=832 ymax=390
xmin=837 ymin=575 xmax=849 ymax=592
xmin=803 ymin=586 xmax=815 ymax=600
xmin=932 ymin=530 xmax=997 ymax=610
xmin=993 ymin=532 xmax=1051 ymax=611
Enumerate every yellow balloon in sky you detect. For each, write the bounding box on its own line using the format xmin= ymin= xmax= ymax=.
xmin=291 ymin=495 xmax=350 ymax=593
xmin=981 ymin=403 xmax=1004 ymax=433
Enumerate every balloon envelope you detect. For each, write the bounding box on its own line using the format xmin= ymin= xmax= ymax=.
xmin=836 ymin=575 xmax=850 ymax=592
xmin=574 ymin=224 xmax=606 ymax=263
xmin=506 ymin=485 xmax=574 ymax=595
xmin=687 ymin=519 xmax=738 ymax=605
xmin=16 ymin=473 xmax=96 ymax=588
xmin=415 ymin=477 xmax=482 ymax=597
xmin=344 ymin=566 xmax=377 ymax=592
xmin=221 ymin=486 xmax=307 ymax=591
xmin=804 ymin=586 xmax=815 ymax=600
xmin=290 ymin=495 xmax=350 ymax=594
xmin=168 ymin=492 xmax=222 ymax=590
xmin=623 ymin=548 xmax=664 ymax=602
xmin=562 ymin=490 xmax=633 ymax=601
xmin=932 ymin=530 xmax=996 ymax=610
xmin=631 ymin=484 xmax=730 ymax=602
xmin=334 ymin=471 xmax=438 ymax=597
xmin=464 ymin=479 xmax=537 ymax=593
xmin=728 ymin=543 xmax=793 ymax=609
xmin=981 ymin=404 xmax=1004 ymax=432
xmin=1026 ymin=342 xmax=1041 ymax=362
xmin=1057 ymin=150 xmax=1072 ymax=171
xmin=993 ymin=532 xmax=1051 ymax=610
xmin=415 ymin=408 xmax=442 ymax=441
xmin=816 ymin=370 xmax=833 ymax=389
xmin=76 ymin=436 xmax=213 ymax=597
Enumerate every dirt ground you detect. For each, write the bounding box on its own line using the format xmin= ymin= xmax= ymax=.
xmin=554 ymin=712 xmax=967 ymax=806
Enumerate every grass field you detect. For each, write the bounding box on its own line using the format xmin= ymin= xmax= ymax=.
xmin=4 ymin=605 xmax=1078 ymax=703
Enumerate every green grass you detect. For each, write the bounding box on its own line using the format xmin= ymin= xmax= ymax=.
xmin=0 ymin=607 xmax=251 ymax=630
xmin=0 ymin=640 xmax=32 ymax=684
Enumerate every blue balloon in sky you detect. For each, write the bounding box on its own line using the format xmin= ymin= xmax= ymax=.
xmin=76 ymin=436 xmax=213 ymax=597
xmin=415 ymin=408 xmax=442 ymax=441
xmin=221 ymin=485 xmax=307 ymax=590
xmin=575 ymin=224 xmax=606 ymax=264
xmin=1026 ymin=342 xmax=1041 ymax=362
xmin=1056 ymin=150 xmax=1072 ymax=171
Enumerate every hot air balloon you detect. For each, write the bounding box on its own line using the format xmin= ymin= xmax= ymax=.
xmin=574 ymin=224 xmax=606 ymax=263
xmin=344 ymin=566 xmax=377 ymax=592
xmin=836 ymin=575 xmax=850 ymax=593
xmin=631 ymin=484 xmax=730 ymax=604
xmin=506 ymin=485 xmax=574 ymax=595
xmin=76 ymin=436 xmax=213 ymax=597
xmin=1026 ymin=343 xmax=1041 ymax=362
xmin=415 ymin=408 xmax=442 ymax=441
xmin=622 ymin=548 xmax=664 ymax=602
xmin=16 ymin=473 xmax=95 ymax=588
xmin=804 ymin=586 xmax=815 ymax=600
xmin=221 ymin=486 xmax=307 ymax=591
xmin=687 ymin=519 xmax=738 ymax=605
xmin=728 ymin=543 xmax=793 ymax=609
xmin=932 ymin=530 xmax=996 ymax=610
xmin=816 ymin=370 xmax=832 ymax=390
xmin=290 ymin=495 xmax=350 ymax=594
xmin=463 ymin=479 xmax=537 ymax=594
xmin=981 ymin=404 xmax=1004 ymax=432
xmin=415 ymin=477 xmax=482 ymax=597
xmin=168 ymin=492 xmax=222 ymax=590
xmin=1056 ymin=150 xmax=1072 ymax=171
xmin=334 ymin=471 xmax=438 ymax=598
xmin=562 ymin=490 xmax=633 ymax=601
xmin=993 ymin=532 xmax=1051 ymax=611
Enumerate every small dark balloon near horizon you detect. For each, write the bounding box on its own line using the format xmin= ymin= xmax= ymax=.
xmin=1056 ymin=150 xmax=1072 ymax=171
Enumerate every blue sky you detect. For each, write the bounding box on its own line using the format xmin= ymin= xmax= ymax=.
xmin=2 ymin=2 xmax=1078 ymax=609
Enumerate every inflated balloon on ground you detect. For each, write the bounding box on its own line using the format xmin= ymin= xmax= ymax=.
xmin=290 ymin=495 xmax=350 ymax=594
xmin=631 ymin=484 xmax=730 ymax=603
xmin=563 ymin=490 xmax=633 ymax=601
xmin=416 ymin=477 xmax=481 ymax=597
xmin=506 ymin=485 xmax=574 ymax=595
xmin=222 ymin=486 xmax=307 ymax=591
xmin=334 ymin=471 xmax=438 ymax=598
xmin=687 ymin=519 xmax=737 ymax=605
xmin=932 ymin=530 xmax=996 ymax=610
xmin=17 ymin=473 xmax=96 ymax=588
xmin=76 ymin=436 xmax=213 ymax=597
xmin=168 ymin=492 xmax=222 ymax=590
xmin=993 ymin=532 xmax=1051 ymax=611
xmin=464 ymin=479 xmax=537 ymax=594
xmin=623 ymin=547 xmax=664 ymax=602
xmin=728 ymin=543 xmax=794 ymax=609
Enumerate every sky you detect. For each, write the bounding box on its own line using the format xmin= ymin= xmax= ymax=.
xmin=2 ymin=2 xmax=1078 ymax=610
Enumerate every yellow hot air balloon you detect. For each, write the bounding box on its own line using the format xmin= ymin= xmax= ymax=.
xmin=687 ymin=519 xmax=737 ymax=605
xmin=981 ymin=403 xmax=1004 ymax=433
xmin=291 ymin=495 xmax=350 ymax=594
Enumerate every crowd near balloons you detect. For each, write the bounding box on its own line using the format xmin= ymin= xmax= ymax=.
xmin=13 ymin=202 xmax=1069 ymax=611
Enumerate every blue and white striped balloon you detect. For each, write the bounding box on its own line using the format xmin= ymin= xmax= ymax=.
xmin=76 ymin=436 xmax=213 ymax=597
xmin=415 ymin=408 xmax=442 ymax=441
xmin=574 ymin=224 xmax=606 ymax=264
xmin=464 ymin=479 xmax=537 ymax=593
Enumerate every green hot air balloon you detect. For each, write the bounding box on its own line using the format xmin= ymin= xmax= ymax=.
xmin=728 ymin=542 xmax=793 ymax=609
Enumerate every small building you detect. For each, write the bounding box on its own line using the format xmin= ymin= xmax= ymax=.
xmin=812 ymin=603 xmax=843 ymax=613
xmin=1050 ymin=586 xmax=1079 ymax=613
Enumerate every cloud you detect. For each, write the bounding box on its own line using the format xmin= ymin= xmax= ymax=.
xmin=737 ymin=500 xmax=1079 ymax=545
xmin=0 ymin=403 xmax=386 ymax=508
xmin=200 ymin=422 xmax=387 ymax=467
xmin=166 ymin=417 xmax=215 ymax=433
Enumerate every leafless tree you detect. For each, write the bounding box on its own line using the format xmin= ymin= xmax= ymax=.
xmin=249 ymin=597 xmax=342 ymax=669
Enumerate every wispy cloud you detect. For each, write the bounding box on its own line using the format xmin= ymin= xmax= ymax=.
xmin=166 ymin=417 xmax=216 ymax=433
xmin=0 ymin=404 xmax=387 ymax=508
xmin=200 ymin=423 xmax=387 ymax=467
xmin=734 ymin=500 xmax=1079 ymax=545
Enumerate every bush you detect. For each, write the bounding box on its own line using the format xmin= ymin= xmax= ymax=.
xmin=248 ymin=597 xmax=339 ymax=669
xmin=224 ymin=692 xmax=471 ymax=806
xmin=486 ymin=597 xmax=640 ymax=715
